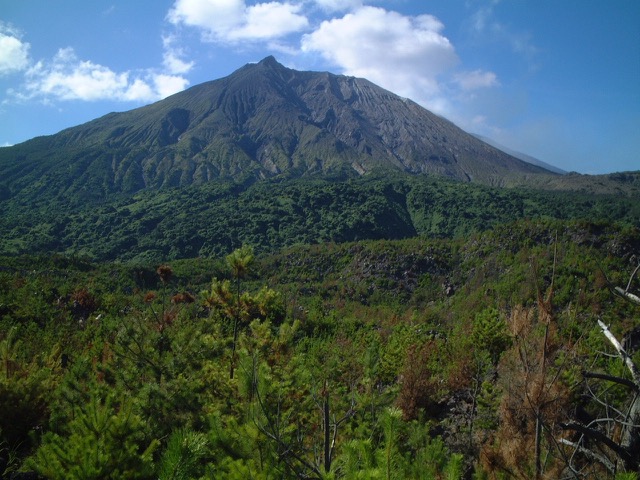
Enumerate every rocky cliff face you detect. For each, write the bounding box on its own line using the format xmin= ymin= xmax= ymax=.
xmin=0 ymin=56 xmax=553 ymax=204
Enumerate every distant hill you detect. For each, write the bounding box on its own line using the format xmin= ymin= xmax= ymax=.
xmin=0 ymin=56 xmax=554 ymax=207
xmin=472 ymin=134 xmax=567 ymax=174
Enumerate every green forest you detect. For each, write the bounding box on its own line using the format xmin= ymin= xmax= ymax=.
xmin=1 ymin=173 xmax=639 ymax=262
xmin=2 ymin=217 xmax=640 ymax=479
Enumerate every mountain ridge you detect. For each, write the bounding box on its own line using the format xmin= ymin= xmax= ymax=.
xmin=0 ymin=56 xmax=556 ymax=206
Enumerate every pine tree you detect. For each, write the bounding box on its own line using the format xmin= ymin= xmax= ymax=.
xmin=27 ymin=395 xmax=158 ymax=479
xmin=227 ymin=245 xmax=254 ymax=379
xmin=158 ymin=428 xmax=208 ymax=480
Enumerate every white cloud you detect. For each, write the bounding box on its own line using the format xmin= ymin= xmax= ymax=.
xmin=20 ymin=47 xmax=188 ymax=103
xmin=0 ymin=24 xmax=30 ymax=76
xmin=153 ymin=74 xmax=191 ymax=98
xmin=469 ymin=0 xmax=537 ymax=59
xmin=313 ymin=0 xmax=362 ymax=13
xmin=164 ymin=50 xmax=195 ymax=75
xmin=101 ymin=5 xmax=116 ymax=16
xmin=453 ymin=69 xmax=499 ymax=90
xmin=301 ymin=7 xmax=458 ymax=113
xmin=168 ymin=0 xmax=308 ymax=42
xmin=162 ymin=35 xmax=195 ymax=74
xmin=470 ymin=0 xmax=501 ymax=33
xmin=121 ymin=78 xmax=155 ymax=102
xmin=168 ymin=0 xmax=245 ymax=40
xmin=229 ymin=2 xmax=308 ymax=40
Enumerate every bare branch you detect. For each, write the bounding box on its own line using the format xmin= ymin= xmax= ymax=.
xmin=585 ymin=381 xmax=630 ymax=420
xmin=597 ymin=319 xmax=640 ymax=386
xmin=625 ymin=261 xmax=640 ymax=293
xmin=558 ymin=438 xmax=616 ymax=474
xmin=583 ymin=371 xmax=639 ymax=391
xmin=559 ymin=421 xmax=633 ymax=465
xmin=600 ymin=258 xmax=640 ymax=305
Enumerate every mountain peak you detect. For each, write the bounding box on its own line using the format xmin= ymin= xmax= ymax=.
xmin=258 ymin=55 xmax=280 ymax=67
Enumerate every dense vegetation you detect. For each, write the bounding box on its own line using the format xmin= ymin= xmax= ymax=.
xmin=2 ymin=218 xmax=640 ymax=478
xmin=1 ymin=173 xmax=639 ymax=262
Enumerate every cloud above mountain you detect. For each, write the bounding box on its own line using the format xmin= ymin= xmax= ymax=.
xmin=18 ymin=47 xmax=188 ymax=103
xmin=167 ymin=0 xmax=309 ymax=42
xmin=165 ymin=1 xmax=500 ymax=122
xmin=313 ymin=0 xmax=362 ymax=13
xmin=301 ymin=7 xmax=459 ymax=107
xmin=2 ymin=2 xmax=501 ymax=135
xmin=0 ymin=23 xmax=30 ymax=76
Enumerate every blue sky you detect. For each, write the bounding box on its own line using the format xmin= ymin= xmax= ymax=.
xmin=1 ymin=0 xmax=638 ymax=174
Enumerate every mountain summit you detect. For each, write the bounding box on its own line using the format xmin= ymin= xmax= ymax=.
xmin=0 ymin=56 xmax=553 ymax=203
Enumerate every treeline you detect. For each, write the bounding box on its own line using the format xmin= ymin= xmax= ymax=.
xmin=1 ymin=174 xmax=639 ymax=262
xmin=1 ymin=219 xmax=640 ymax=478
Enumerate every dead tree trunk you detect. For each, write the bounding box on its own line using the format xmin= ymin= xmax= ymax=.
xmin=560 ymin=262 xmax=640 ymax=475
xmin=596 ymin=320 xmax=640 ymax=469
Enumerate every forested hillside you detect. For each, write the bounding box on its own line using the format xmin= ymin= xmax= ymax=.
xmin=1 ymin=173 xmax=639 ymax=262
xmin=2 ymin=219 xmax=640 ymax=478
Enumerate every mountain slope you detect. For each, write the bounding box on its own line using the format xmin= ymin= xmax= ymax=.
xmin=0 ymin=56 xmax=553 ymax=206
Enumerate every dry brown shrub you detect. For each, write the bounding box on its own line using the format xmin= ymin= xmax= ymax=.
xmin=479 ymin=304 xmax=572 ymax=479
